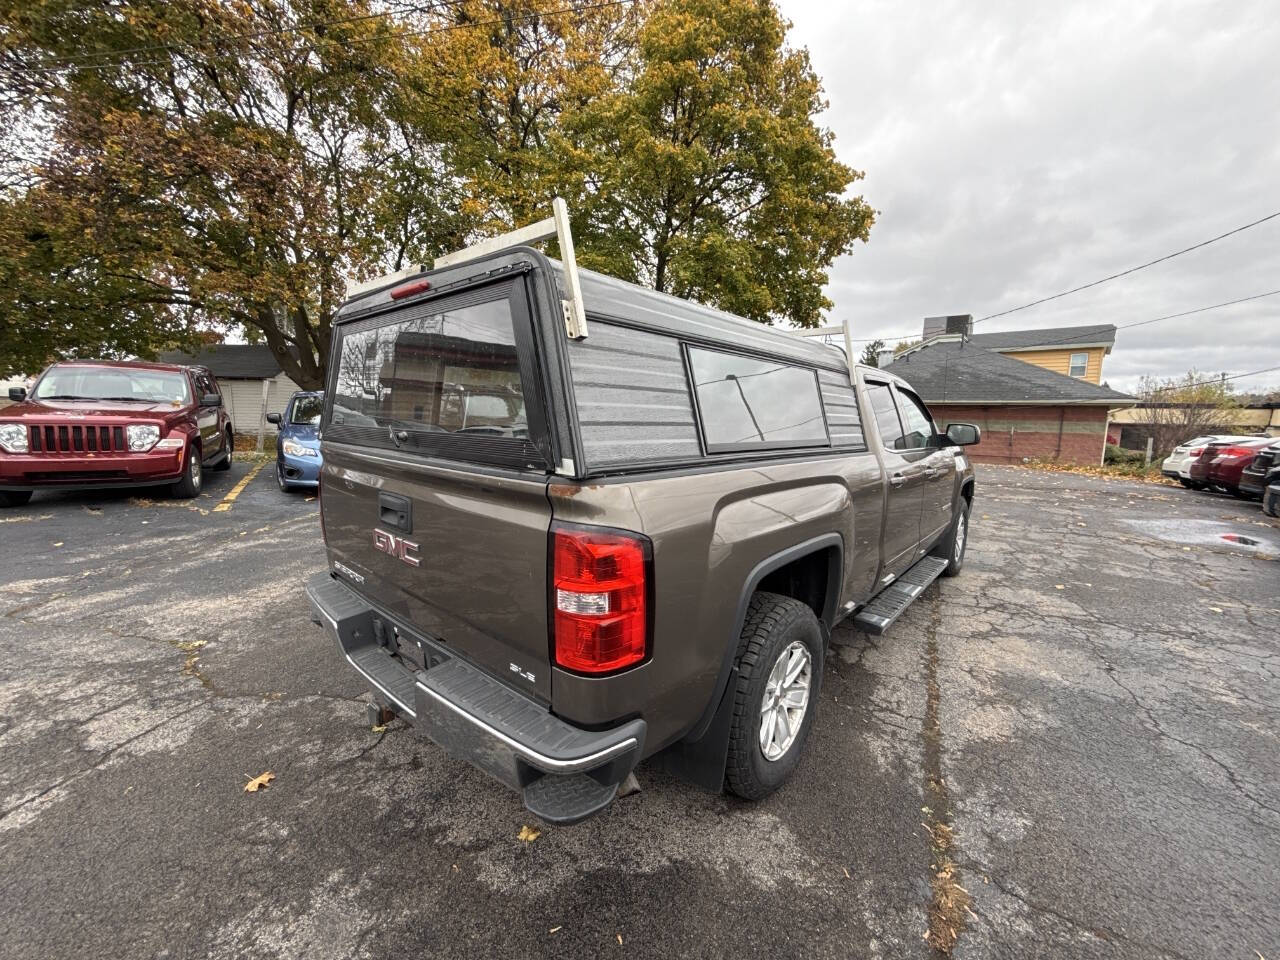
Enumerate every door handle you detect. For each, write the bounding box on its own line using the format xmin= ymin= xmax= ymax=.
xmin=378 ymin=491 xmax=413 ymax=533
xmin=889 ymin=473 xmax=907 ymax=488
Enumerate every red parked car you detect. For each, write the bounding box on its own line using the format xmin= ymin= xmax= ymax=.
xmin=0 ymin=360 xmax=233 ymax=506
xmin=1188 ymin=438 xmax=1271 ymax=496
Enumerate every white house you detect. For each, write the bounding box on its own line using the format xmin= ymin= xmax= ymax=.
xmin=158 ymin=345 xmax=303 ymax=438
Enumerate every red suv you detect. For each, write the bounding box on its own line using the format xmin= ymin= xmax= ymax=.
xmin=0 ymin=360 xmax=233 ymax=506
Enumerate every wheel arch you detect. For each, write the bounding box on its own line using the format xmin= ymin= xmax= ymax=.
xmin=654 ymin=533 xmax=842 ymax=791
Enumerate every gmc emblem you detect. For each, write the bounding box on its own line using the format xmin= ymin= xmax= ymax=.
xmin=373 ymin=528 xmax=421 ymax=567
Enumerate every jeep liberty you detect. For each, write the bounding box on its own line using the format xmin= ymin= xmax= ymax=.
xmin=0 ymin=360 xmax=233 ymax=505
xmin=306 ymin=201 xmax=979 ymax=824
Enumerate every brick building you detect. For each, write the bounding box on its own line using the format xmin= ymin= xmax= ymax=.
xmin=883 ymin=331 xmax=1133 ymax=466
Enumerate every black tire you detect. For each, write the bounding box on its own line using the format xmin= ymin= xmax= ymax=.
xmin=725 ymin=591 xmax=824 ymax=801
xmin=213 ymin=429 xmax=233 ymax=471
xmin=1178 ymin=478 xmax=1195 ymax=488
xmin=1264 ymin=486 xmax=1279 ymax=518
xmin=0 ymin=490 xmax=33 ymax=508
xmin=276 ymin=463 xmax=293 ymax=493
xmin=931 ymin=496 xmax=971 ymax=577
xmin=170 ymin=445 xmax=203 ymax=498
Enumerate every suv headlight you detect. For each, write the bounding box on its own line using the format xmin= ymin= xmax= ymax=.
xmin=126 ymin=424 xmax=160 ymax=451
xmin=282 ymin=438 xmax=318 ymax=458
xmin=0 ymin=423 xmax=27 ymax=453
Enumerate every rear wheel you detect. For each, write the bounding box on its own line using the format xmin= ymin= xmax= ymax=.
xmin=725 ymin=592 xmax=824 ymax=800
xmin=1178 ymin=478 xmax=1196 ymax=488
xmin=213 ymin=429 xmax=233 ymax=471
xmin=0 ymin=490 xmax=33 ymax=508
xmin=170 ymin=445 xmax=203 ymax=499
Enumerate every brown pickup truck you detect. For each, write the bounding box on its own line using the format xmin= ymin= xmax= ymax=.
xmin=306 ymin=207 xmax=979 ymax=824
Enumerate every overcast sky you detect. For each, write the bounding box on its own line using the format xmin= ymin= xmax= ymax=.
xmin=781 ymin=0 xmax=1280 ymax=392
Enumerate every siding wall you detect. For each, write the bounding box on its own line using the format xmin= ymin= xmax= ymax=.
xmin=220 ymin=374 xmax=302 ymax=435
xmin=931 ymin=404 xmax=1111 ymax=466
xmin=996 ymin=347 xmax=1106 ymax=383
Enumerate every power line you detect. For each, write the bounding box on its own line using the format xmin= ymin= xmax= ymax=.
xmin=14 ymin=0 xmax=636 ymax=78
xmin=845 ymin=286 xmax=1280 ymax=347
xmin=973 ymin=210 xmax=1280 ymax=324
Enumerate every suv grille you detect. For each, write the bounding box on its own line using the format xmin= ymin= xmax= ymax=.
xmin=28 ymin=424 xmax=127 ymax=453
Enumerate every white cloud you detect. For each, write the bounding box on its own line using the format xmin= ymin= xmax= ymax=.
xmin=779 ymin=0 xmax=1280 ymax=391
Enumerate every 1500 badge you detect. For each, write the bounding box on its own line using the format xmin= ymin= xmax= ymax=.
xmin=373 ymin=528 xmax=420 ymax=567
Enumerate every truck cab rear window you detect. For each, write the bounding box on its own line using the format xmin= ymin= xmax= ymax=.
xmin=687 ymin=346 xmax=829 ymax=452
xmin=328 ymin=292 xmax=545 ymax=467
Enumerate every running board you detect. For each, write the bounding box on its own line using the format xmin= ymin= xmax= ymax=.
xmin=851 ymin=556 xmax=949 ymax=635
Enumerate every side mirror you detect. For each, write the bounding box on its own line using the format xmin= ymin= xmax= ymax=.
xmin=8 ymin=387 xmax=26 ymax=401
xmin=265 ymin=412 xmax=282 ymax=425
xmin=945 ymin=422 xmax=981 ymax=446
xmin=200 ymin=392 xmax=222 ymax=407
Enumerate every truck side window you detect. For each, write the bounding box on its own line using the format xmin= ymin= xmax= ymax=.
xmin=894 ymin=388 xmax=935 ymax=450
xmin=865 ymin=382 xmax=905 ymax=450
xmin=687 ymin=347 xmax=828 ymax=452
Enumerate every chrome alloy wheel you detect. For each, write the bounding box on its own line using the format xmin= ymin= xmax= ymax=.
xmin=954 ymin=511 xmax=966 ymax=561
xmin=759 ymin=640 xmax=812 ymax=762
xmin=190 ymin=452 xmax=202 ymax=489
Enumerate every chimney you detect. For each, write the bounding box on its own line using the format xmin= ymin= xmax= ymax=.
xmin=877 ymin=348 xmax=895 ymax=367
xmin=923 ymin=314 xmax=973 ymax=339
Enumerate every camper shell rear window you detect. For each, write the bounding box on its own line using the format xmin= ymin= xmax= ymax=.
xmin=324 ymin=279 xmax=549 ymax=468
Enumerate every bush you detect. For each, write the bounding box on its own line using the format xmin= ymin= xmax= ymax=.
xmin=1104 ymin=444 xmax=1146 ymax=466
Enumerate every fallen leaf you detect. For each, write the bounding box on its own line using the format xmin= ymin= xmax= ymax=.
xmin=843 ymin=867 xmax=851 ymax=879
xmin=517 ymin=824 xmax=540 ymax=843
xmin=549 ymin=926 xmax=562 ymax=934
xmin=371 ymin=724 xmax=387 ymax=733
xmin=305 ymin=496 xmax=316 ymax=502
xmin=53 ymin=541 xmax=63 ymax=547
xmin=617 ymin=934 xmax=623 ymax=945
xmin=1209 ymin=607 xmax=1223 ymax=613
xmin=244 ymin=771 xmax=275 ymax=793
xmin=1054 ymin=584 xmax=1064 ymax=590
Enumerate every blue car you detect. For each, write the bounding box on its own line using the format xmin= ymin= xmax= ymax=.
xmin=266 ymin=391 xmax=323 ymax=492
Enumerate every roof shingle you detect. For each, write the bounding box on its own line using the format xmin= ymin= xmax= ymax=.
xmin=882 ymin=338 xmax=1133 ymax=405
xmin=966 ymin=324 xmax=1116 ymax=351
xmin=156 ymin=344 xmax=287 ymax=380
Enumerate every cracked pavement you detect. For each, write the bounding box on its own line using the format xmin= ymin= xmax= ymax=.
xmin=0 ymin=463 xmax=1277 ymax=959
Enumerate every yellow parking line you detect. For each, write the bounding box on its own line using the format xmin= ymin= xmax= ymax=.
xmin=213 ymin=460 xmax=268 ymax=513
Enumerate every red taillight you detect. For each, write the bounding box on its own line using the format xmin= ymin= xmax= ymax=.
xmin=1218 ymin=446 xmax=1256 ymax=457
xmin=389 ymin=279 xmax=431 ymax=300
xmin=1188 ymin=447 xmax=1203 ymax=457
xmin=551 ymin=524 xmax=650 ymax=674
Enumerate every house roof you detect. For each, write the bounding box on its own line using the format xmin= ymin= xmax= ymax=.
xmin=965 ymin=323 xmax=1117 ymax=352
xmin=157 ymin=344 xmax=288 ymax=380
xmin=882 ymin=338 xmax=1133 ymax=406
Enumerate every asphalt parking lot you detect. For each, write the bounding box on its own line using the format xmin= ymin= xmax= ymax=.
xmin=1 ymin=463 xmax=1277 ymax=960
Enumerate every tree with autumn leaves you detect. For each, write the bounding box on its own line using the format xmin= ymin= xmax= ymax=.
xmin=0 ymin=0 xmax=873 ymax=385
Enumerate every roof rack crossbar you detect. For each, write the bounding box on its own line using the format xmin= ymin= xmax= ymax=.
xmin=432 ymin=196 xmax=587 ymax=340
xmin=793 ymin=319 xmax=855 ymax=385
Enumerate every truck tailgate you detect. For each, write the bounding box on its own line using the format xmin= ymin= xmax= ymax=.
xmin=323 ymin=446 xmax=553 ymax=701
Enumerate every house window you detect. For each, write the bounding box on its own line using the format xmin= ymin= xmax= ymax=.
xmin=1069 ymin=352 xmax=1089 ymax=378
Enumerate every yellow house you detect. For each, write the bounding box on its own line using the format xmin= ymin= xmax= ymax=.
xmin=965 ymin=324 xmax=1116 ymax=384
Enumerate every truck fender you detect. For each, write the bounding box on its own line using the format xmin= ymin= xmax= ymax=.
xmin=655 ymin=533 xmax=843 ymax=792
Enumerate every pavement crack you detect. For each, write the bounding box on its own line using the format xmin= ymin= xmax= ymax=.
xmin=1100 ymin=665 xmax=1280 ymax=823
xmin=0 ymin=702 xmax=206 ymax=824
xmin=921 ymin=593 xmax=970 ymax=956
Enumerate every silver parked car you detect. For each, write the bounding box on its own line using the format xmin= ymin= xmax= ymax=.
xmin=1161 ymin=435 xmax=1257 ymax=488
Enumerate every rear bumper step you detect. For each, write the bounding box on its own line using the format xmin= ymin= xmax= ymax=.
xmin=306 ymin=572 xmax=645 ymax=825
xmin=851 ymin=555 xmax=949 ymax=635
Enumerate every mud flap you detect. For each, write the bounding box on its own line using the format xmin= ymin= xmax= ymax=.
xmin=652 ymin=665 xmax=739 ymax=792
